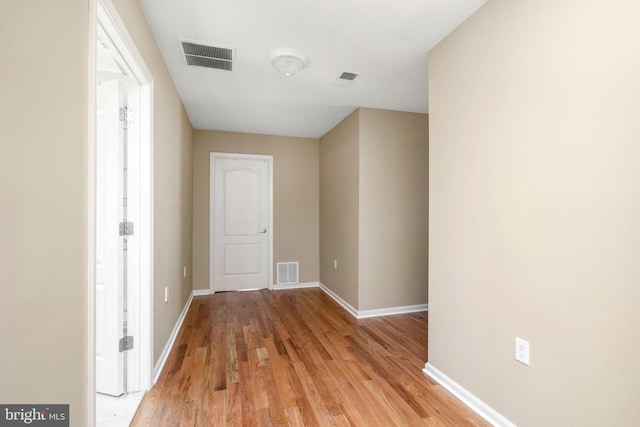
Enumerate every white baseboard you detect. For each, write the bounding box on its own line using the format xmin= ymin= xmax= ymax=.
xmin=152 ymin=291 xmax=195 ymax=384
xmin=318 ymin=283 xmax=428 ymax=319
xmin=423 ymin=363 xmax=516 ymax=427
xmin=272 ymin=281 xmax=320 ymax=290
xmin=192 ymin=289 xmax=213 ymax=296
xmin=358 ymin=303 xmax=428 ymax=319
xmin=318 ymin=283 xmax=359 ymax=318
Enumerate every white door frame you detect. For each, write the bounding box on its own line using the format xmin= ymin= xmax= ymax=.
xmin=209 ymin=153 xmax=274 ymax=293
xmin=89 ymin=0 xmax=154 ymax=416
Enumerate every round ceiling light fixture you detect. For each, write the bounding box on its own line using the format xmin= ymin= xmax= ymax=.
xmin=269 ymin=48 xmax=308 ymax=77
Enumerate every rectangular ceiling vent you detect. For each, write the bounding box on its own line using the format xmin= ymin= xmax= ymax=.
xmin=179 ymin=39 xmax=234 ymax=71
xmin=339 ymin=72 xmax=358 ymax=81
xmin=334 ymin=71 xmax=359 ymax=87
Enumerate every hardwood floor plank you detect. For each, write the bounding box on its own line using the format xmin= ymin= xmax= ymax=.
xmin=290 ymin=361 xmax=335 ymax=425
xmin=259 ymin=356 xmax=288 ymax=426
xmin=226 ymin=323 xmax=240 ymax=384
xmin=243 ymin=330 xmax=270 ymax=412
xmin=294 ymin=397 xmax=321 ymax=427
xmin=178 ymin=401 xmax=198 ymax=427
xmin=323 ymin=362 xmax=381 ymax=425
xmin=263 ymin=338 xmax=297 ymax=410
xmin=238 ymin=360 xmax=264 ymax=424
xmin=212 ymin=322 xmax=228 ymax=391
xmin=361 ymin=378 xmax=421 ymax=426
xmin=131 ymin=288 xmax=489 ymax=427
xmin=210 ymin=389 xmax=226 ymax=426
xmin=226 ymin=382 xmax=242 ymax=427
xmin=186 ymin=346 xmax=208 ymax=401
xmin=284 ymin=406 xmax=304 ymax=427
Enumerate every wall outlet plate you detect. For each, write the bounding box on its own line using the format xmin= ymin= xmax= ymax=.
xmin=515 ymin=337 xmax=530 ymax=365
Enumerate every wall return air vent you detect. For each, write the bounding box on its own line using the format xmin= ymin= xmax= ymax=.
xmin=277 ymin=262 xmax=299 ymax=285
xmin=179 ymin=39 xmax=234 ymax=71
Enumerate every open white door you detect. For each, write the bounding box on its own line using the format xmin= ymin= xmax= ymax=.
xmin=210 ymin=154 xmax=273 ymax=292
xmin=95 ymin=78 xmax=125 ymax=396
xmin=93 ymin=3 xmax=154 ymax=425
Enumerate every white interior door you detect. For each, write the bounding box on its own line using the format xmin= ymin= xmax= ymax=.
xmin=211 ymin=155 xmax=272 ymax=291
xmin=94 ymin=1 xmax=154 ymax=409
xmin=96 ymin=78 xmax=124 ymax=396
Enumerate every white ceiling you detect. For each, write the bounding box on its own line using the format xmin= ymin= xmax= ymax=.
xmin=139 ymin=0 xmax=486 ymax=138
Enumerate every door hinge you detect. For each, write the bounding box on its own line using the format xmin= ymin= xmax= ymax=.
xmin=119 ymin=336 xmax=134 ymax=352
xmin=119 ymin=107 xmax=134 ymax=123
xmin=119 ymin=221 xmax=134 ymax=236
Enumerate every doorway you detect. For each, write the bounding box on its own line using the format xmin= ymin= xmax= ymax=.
xmin=209 ymin=153 xmax=273 ymax=292
xmin=94 ymin=0 xmax=153 ymax=425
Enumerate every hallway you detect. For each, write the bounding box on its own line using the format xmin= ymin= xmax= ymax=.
xmin=131 ymin=288 xmax=487 ymax=426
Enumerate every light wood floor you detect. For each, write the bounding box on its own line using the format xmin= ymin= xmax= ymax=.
xmin=131 ymin=288 xmax=488 ymax=426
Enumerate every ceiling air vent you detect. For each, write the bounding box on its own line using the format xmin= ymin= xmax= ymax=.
xmin=339 ymin=72 xmax=358 ymax=81
xmin=179 ymin=39 xmax=234 ymax=71
xmin=334 ymin=71 xmax=359 ymax=87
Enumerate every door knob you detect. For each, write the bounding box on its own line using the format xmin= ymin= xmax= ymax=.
xmin=258 ymin=228 xmax=267 ymax=233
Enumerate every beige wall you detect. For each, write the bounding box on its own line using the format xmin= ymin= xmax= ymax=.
xmin=192 ymin=130 xmax=319 ymax=289
xmin=319 ymin=108 xmax=429 ymax=312
xmin=319 ymin=110 xmax=360 ymax=308
xmin=0 ymin=2 xmax=193 ymax=424
xmin=0 ymin=1 xmax=91 ymax=425
xmin=359 ymin=108 xmax=429 ymax=311
xmin=113 ymin=0 xmax=194 ymax=366
xmin=428 ymin=0 xmax=640 ymax=425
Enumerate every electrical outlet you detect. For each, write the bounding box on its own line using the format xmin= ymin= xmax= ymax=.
xmin=164 ymin=286 xmax=169 ymax=303
xmin=515 ymin=337 xmax=530 ymax=365
xmin=334 ymin=259 xmax=338 ymax=269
